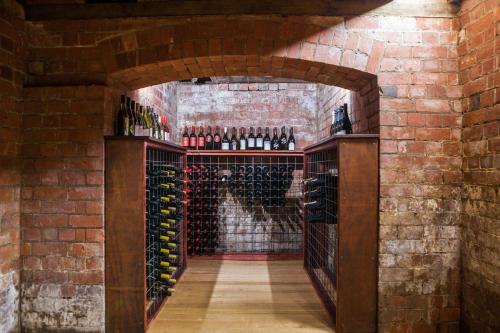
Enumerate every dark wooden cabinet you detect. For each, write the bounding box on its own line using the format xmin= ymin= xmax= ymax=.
xmin=105 ymin=137 xmax=187 ymax=332
xmin=304 ymin=135 xmax=379 ymax=333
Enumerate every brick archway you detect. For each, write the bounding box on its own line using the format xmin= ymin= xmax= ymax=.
xmin=97 ymin=18 xmax=382 ymax=90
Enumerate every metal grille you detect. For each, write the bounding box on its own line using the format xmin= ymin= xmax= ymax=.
xmin=145 ymin=147 xmax=185 ymax=320
xmin=187 ymin=154 xmax=304 ymax=255
xmin=305 ymin=148 xmax=338 ymax=313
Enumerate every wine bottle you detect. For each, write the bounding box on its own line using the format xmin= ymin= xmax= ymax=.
xmin=182 ymin=126 xmax=190 ymax=147
xmin=164 ymin=116 xmax=170 ymax=141
xmin=306 ymin=212 xmax=325 ymax=223
xmin=221 ymin=127 xmax=230 ymax=150
xmin=341 ymin=103 xmax=352 ymax=134
xmin=142 ymin=106 xmax=149 ymax=137
xmin=247 ymin=127 xmax=255 ymax=149
xmin=263 ymin=127 xmax=271 ymax=150
xmin=304 ymin=200 xmax=325 ymax=209
xmin=256 ymin=127 xmax=263 ymax=150
xmin=134 ymin=103 xmax=143 ymax=136
xmin=214 ymin=126 xmax=222 ymax=150
xmin=198 ymin=126 xmax=205 ymax=150
xmin=230 ymin=127 xmax=238 ymax=150
xmin=189 ymin=126 xmax=197 ymax=149
xmin=303 ymin=178 xmax=325 ymax=186
xmin=271 ymin=127 xmax=280 ymax=150
xmin=304 ymin=188 xmax=323 ymax=198
xmin=127 ymin=98 xmax=135 ymax=136
xmin=277 ymin=126 xmax=286 ymax=150
xmin=117 ymin=95 xmax=129 ymax=136
xmin=239 ymin=127 xmax=247 ymax=150
xmin=158 ymin=114 xmax=165 ymax=140
xmin=287 ymin=127 xmax=296 ymax=151
xmin=205 ymin=126 xmax=213 ymax=150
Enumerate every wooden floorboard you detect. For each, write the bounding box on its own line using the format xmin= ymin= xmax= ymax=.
xmin=148 ymin=260 xmax=334 ymax=333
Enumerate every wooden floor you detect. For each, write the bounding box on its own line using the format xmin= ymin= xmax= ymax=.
xmin=148 ymin=259 xmax=334 ymax=333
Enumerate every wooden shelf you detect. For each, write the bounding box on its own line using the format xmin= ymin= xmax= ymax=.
xmin=303 ymin=134 xmax=379 ymax=154
xmin=186 ymin=149 xmax=304 ymax=157
xmin=104 ymin=136 xmax=186 ymax=154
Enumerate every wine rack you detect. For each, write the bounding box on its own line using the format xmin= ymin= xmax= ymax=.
xmin=105 ymin=137 xmax=187 ymax=332
xmin=186 ymin=150 xmax=304 ymax=256
xmin=303 ymin=135 xmax=378 ymax=333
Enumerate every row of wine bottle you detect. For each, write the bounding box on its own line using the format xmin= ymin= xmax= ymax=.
xmin=116 ymin=95 xmax=171 ymax=141
xmin=187 ymin=165 xmax=219 ymax=256
xmin=330 ymin=103 xmax=353 ymax=136
xmin=182 ymin=126 xmax=296 ymax=151
xmin=146 ymin=164 xmax=184 ymax=297
xmin=225 ymin=164 xmax=294 ymax=208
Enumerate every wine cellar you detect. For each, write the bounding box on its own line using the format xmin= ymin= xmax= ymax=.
xmin=5 ymin=2 xmax=496 ymax=333
xmin=105 ymin=127 xmax=378 ymax=333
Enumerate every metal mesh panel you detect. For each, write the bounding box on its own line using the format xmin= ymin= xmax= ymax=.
xmin=187 ymin=154 xmax=304 ymax=255
xmin=145 ymin=147 xmax=185 ymax=320
xmin=305 ymin=148 xmax=338 ymax=313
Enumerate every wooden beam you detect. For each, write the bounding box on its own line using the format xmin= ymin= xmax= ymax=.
xmin=25 ymin=0 xmax=459 ymax=21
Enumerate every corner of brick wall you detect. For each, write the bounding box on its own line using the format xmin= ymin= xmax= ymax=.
xmin=20 ymin=85 xmax=115 ymax=332
xmin=0 ymin=3 xmax=24 ymax=332
xmin=458 ymin=1 xmax=500 ymax=332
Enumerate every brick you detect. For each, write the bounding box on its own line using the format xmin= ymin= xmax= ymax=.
xmin=69 ymin=215 xmax=103 ymax=228
xmin=415 ymin=128 xmax=451 ymax=141
xmin=69 ymin=271 xmax=104 ymax=285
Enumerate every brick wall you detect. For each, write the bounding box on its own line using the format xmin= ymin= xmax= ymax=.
xmin=458 ymin=1 xmax=500 ymax=332
xmin=177 ymin=82 xmax=318 ymax=148
xmin=0 ymin=2 xmax=24 ymax=332
xmin=21 ymin=86 xmax=114 ymax=332
xmin=128 ymin=82 xmax=178 ymax=141
xmin=317 ymin=79 xmax=380 ymax=139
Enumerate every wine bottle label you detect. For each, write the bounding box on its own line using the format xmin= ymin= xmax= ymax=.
xmin=222 ymin=142 xmax=229 ymax=150
xmin=134 ymin=125 xmax=141 ymax=136
xmin=198 ymin=137 xmax=205 ymax=147
xmin=240 ymin=140 xmax=246 ymax=150
xmin=256 ymin=138 xmax=263 ymax=147
xmin=182 ymin=137 xmax=189 ymax=147
xmin=248 ymin=138 xmax=255 ymax=148
xmin=288 ymin=142 xmax=295 ymax=151
xmin=190 ymin=137 xmax=197 ymax=147
xmin=214 ymin=136 xmax=220 ymax=142
xmin=264 ymin=141 xmax=271 ymax=150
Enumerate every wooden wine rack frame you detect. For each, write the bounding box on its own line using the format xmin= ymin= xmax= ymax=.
xmin=304 ymin=134 xmax=379 ymax=333
xmin=104 ymin=137 xmax=377 ymax=332
xmin=105 ymin=136 xmax=187 ymax=333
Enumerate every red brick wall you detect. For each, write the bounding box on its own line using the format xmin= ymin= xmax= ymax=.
xmin=458 ymin=1 xmax=499 ymax=332
xmin=128 ymin=82 xmax=178 ymax=141
xmin=21 ymin=86 xmax=114 ymax=332
xmin=21 ymin=8 xmax=470 ymax=333
xmin=0 ymin=2 xmax=24 ymax=332
xmin=176 ymin=82 xmax=318 ymax=148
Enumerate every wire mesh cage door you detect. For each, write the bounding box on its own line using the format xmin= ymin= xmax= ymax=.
xmin=187 ymin=153 xmax=304 ymax=256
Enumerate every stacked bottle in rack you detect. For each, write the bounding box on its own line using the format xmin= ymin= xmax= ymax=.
xmin=146 ymin=164 xmax=184 ymax=302
xmin=226 ymin=164 xmax=295 ymax=208
xmin=187 ymin=165 xmax=219 ymax=256
xmin=303 ymin=170 xmax=337 ymax=224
